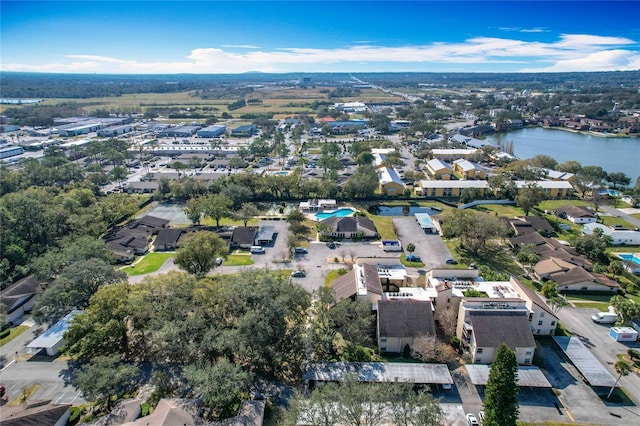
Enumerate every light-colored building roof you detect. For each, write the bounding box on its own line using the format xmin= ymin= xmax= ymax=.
xmin=379 ymin=167 xmax=405 ymax=186
xmin=415 ymin=212 xmax=436 ymax=229
xmin=426 ymin=158 xmax=452 ymax=172
xmin=553 ymin=337 xmax=617 ymax=387
xmin=430 ymin=148 xmax=478 ymax=156
xmin=419 ymin=179 xmax=488 ymax=189
xmin=453 ymin=158 xmax=477 ymax=172
xmin=466 ymin=365 xmax=552 ymax=387
xmin=26 ymin=310 xmax=81 ymax=351
xmin=303 ymin=362 xmax=453 ymax=384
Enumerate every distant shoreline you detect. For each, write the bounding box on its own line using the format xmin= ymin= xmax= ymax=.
xmin=539 ymin=125 xmax=636 ymax=139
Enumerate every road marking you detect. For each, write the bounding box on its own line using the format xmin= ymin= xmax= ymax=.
xmin=558 ymin=395 xmax=575 ymax=422
xmin=1 ymin=360 xmax=16 ymax=371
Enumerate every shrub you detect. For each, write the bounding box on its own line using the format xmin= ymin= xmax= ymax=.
xmin=336 ymin=268 xmax=348 ymax=276
xmin=68 ymin=407 xmax=81 ymax=425
xmin=141 ymin=402 xmax=150 ymax=417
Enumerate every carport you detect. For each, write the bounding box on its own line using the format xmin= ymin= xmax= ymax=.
xmin=255 ymin=225 xmax=276 ymax=245
xmin=303 ymin=362 xmax=453 ymax=387
xmin=553 ymin=336 xmax=617 ymax=387
xmin=27 ymin=310 xmax=81 ymax=356
xmin=465 ymin=364 xmax=552 ymax=388
xmin=415 ymin=213 xmax=438 ymax=234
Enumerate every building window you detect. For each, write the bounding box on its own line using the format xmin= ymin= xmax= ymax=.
xmin=476 ymin=358 xmax=481 ymax=363
xmin=380 ymin=337 xmax=387 ymax=342
xmin=537 ymin=329 xmax=541 ymax=334
xmin=525 ymin=350 xmax=532 ymax=355
xmin=524 ymin=358 xmax=531 ymax=364
xmin=476 ymin=348 xmax=483 ymax=354
xmin=581 ymin=286 xmax=588 ymax=291
xmin=551 ymin=321 xmax=556 ymax=326
xmin=381 ymin=347 xmax=386 ymax=351
xmin=540 ymin=312 xmax=545 ymax=317
xmin=538 ymin=320 xmax=543 ymax=326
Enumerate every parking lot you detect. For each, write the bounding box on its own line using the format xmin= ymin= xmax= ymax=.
xmin=392 ymin=217 xmax=453 ymax=270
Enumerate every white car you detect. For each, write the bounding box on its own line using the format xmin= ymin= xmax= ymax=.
xmin=466 ymin=414 xmax=479 ymax=426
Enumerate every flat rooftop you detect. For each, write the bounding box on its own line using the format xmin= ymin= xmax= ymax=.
xmin=553 ymin=336 xmax=617 ymax=387
xmin=303 ymin=362 xmax=453 ymax=384
xmin=465 ymin=365 xmax=552 ymax=387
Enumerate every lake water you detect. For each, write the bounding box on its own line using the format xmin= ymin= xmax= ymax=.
xmin=484 ymin=127 xmax=640 ymax=182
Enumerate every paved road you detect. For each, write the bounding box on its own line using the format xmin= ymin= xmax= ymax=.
xmin=393 ymin=216 xmax=452 ymax=271
xmin=557 ymin=307 xmax=640 ymax=408
xmin=1 ymin=361 xmax=84 ymax=405
xmin=601 ymin=205 xmax=640 ymax=229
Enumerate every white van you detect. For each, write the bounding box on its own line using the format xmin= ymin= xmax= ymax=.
xmin=591 ymin=312 xmax=618 ymax=324
xmin=250 ymin=246 xmax=265 ymax=254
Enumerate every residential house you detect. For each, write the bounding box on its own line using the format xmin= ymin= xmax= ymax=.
xmin=583 ymin=223 xmax=640 ymax=245
xmin=219 ymin=400 xmax=265 ymax=426
xmin=552 ymin=268 xmax=620 ymax=293
xmin=377 ymin=299 xmax=436 ymax=354
xmin=153 ymin=228 xmax=186 ymax=251
xmin=230 ymin=226 xmax=259 ymax=249
xmin=331 ymin=263 xmax=383 ymax=304
xmin=459 ymin=308 xmax=536 ymax=365
xmin=430 ymin=148 xmax=478 ymax=162
xmin=122 ymin=399 xmax=201 ymax=426
xmin=509 ymin=277 xmax=558 ymax=336
xmin=0 ymin=275 xmax=44 ymax=324
xmin=319 ymin=216 xmax=377 ymax=239
xmin=425 ymin=158 xmax=453 ymax=180
xmin=452 ymin=159 xmax=485 ymax=180
xmin=299 ymin=199 xmax=337 ymax=212
xmin=0 ymin=400 xmax=71 ymax=426
xmin=554 ymin=205 xmax=597 ymax=223
xmin=378 ymin=167 xmax=406 ymax=196
xmin=416 ymin=179 xmax=488 ymax=197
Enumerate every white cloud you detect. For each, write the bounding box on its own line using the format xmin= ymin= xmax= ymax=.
xmin=520 ymin=27 xmax=550 ymax=33
xmin=220 ymin=44 xmax=261 ymax=49
xmin=521 ymin=49 xmax=640 ymax=72
xmin=2 ymin=33 xmax=638 ymax=73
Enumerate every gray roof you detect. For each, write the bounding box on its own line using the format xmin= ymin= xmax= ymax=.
xmin=554 ymin=337 xmax=617 ymax=387
xmin=332 ymin=264 xmax=382 ymax=301
xmin=469 ymin=310 xmax=536 ymax=349
xmin=303 ymin=362 xmax=453 ymax=384
xmin=0 ymin=400 xmax=71 ymax=426
xmin=378 ymin=300 xmax=435 ymax=338
xmin=231 ymin=226 xmax=258 ymax=245
xmin=153 ymin=228 xmax=185 ymax=249
xmin=321 ymin=216 xmax=377 ymax=234
xmin=554 ymin=205 xmax=595 ymax=218
xmin=255 ymin=225 xmax=276 ymax=242
xmin=465 ymin=365 xmax=552 ymax=387
xmin=0 ymin=275 xmax=43 ymax=313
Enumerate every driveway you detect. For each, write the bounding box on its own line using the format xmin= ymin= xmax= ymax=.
xmin=557 ymin=307 xmax=640 ymax=407
xmin=392 ymin=217 xmax=453 ymax=271
xmin=289 ymin=241 xmax=389 ymax=293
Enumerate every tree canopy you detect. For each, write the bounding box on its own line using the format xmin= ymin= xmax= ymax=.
xmin=483 ymin=343 xmax=519 ymax=426
xmin=174 ymin=231 xmax=228 ymax=278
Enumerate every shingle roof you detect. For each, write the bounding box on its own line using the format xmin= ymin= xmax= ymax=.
xmin=0 ymin=400 xmax=71 ymax=426
xmin=378 ymin=300 xmax=435 ymax=338
xmin=332 ymin=270 xmax=357 ymax=301
xmin=470 ymin=310 xmax=535 ymax=349
xmin=554 ymin=205 xmax=595 ymax=218
xmin=0 ymin=275 xmax=44 ymax=313
xmin=154 ymin=228 xmax=185 ymax=249
xmin=135 ymin=215 xmax=170 ymax=228
xmin=231 ymin=226 xmax=258 ymax=245
xmin=509 ymin=277 xmax=557 ymax=318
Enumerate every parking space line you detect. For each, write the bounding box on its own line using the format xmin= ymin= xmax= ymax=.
xmin=557 ymin=395 xmax=575 ymax=422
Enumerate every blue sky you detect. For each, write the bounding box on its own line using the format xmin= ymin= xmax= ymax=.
xmin=1 ymin=1 xmax=639 ymax=74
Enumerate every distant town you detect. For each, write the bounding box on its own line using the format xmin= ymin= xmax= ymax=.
xmin=1 ymin=71 xmax=640 ymax=426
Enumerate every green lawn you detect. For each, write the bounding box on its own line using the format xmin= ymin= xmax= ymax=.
xmin=225 ymin=253 xmax=254 ymax=266
xmin=599 ymin=215 xmax=635 ymax=229
xmin=123 ymin=252 xmax=174 ymax=276
xmin=472 ymin=203 xmax=524 ymax=217
xmin=0 ymin=325 xmax=30 ymax=346
xmin=539 ymin=199 xmax=591 ymax=211
xmin=443 ymin=239 xmax=522 ymax=275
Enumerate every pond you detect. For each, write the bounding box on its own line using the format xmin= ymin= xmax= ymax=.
xmin=368 ymin=205 xmax=442 ymax=216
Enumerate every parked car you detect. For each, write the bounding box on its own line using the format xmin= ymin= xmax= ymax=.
xmin=406 ymin=254 xmax=421 ymax=262
xmin=466 ymin=414 xmax=479 ymax=426
xmin=445 ymin=257 xmax=458 ymax=265
xmin=215 ymin=257 xmax=224 ymax=267
xmin=250 ymin=246 xmax=265 ymax=254
xmin=294 ymin=247 xmax=308 ymax=254
xmin=327 ymin=242 xmax=336 ymax=249
xmin=478 ymin=411 xmax=485 ymax=423
xmin=291 ymin=270 xmax=306 ymax=278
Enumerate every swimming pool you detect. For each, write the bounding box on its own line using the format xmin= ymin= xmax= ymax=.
xmin=315 ymin=207 xmax=356 ymax=220
xmin=618 ymin=253 xmax=640 ymax=265
xmin=266 ymin=170 xmax=290 ymax=176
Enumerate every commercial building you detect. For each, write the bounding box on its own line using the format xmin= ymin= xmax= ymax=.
xmin=197 ymin=124 xmax=227 ymax=138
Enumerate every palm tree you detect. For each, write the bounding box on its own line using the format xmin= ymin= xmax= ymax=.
xmin=608 ymin=360 xmax=631 ymax=398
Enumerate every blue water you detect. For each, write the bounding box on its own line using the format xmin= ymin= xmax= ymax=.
xmin=618 ymin=254 xmax=640 ymax=266
xmin=316 ymin=208 xmax=356 ymax=220
xmin=484 ymin=127 xmax=640 ymax=183
xmin=369 ymin=205 xmax=440 ymax=216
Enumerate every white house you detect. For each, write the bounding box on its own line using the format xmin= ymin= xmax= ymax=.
xmin=583 ymin=223 xmax=640 ymax=245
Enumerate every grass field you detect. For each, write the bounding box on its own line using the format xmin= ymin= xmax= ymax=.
xmin=0 ymin=325 xmax=29 ymax=346
xmin=225 ymin=253 xmax=254 ymax=266
xmin=124 ymin=252 xmax=174 ymax=276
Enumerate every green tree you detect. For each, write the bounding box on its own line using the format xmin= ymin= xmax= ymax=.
xmin=356 ymin=151 xmax=375 ymax=166
xmin=608 ymin=260 xmax=624 ymax=277
xmin=441 ymin=209 xmax=508 ymax=256
xmin=184 ymin=197 xmax=204 ymax=225
xmin=406 ymin=243 xmax=416 ymax=254
xmin=516 ymin=182 xmax=546 ymax=216
xmin=341 ymin=164 xmax=379 ymax=199
xmin=459 ymin=187 xmax=481 ymax=204
xmin=606 ymin=172 xmax=631 ymax=190
xmin=389 ymin=382 xmax=443 ymax=426
xmin=174 ymin=231 xmax=227 ymax=278
xmin=203 ymin=194 xmax=233 ymax=227
xmin=72 ymin=355 xmax=140 ymax=410
xmin=575 ymin=230 xmax=610 ymax=263
xmin=608 ymin=360 xmax=631 ymax=399
xmin=483 ymin=343 xmax=519 ymax=426
xmin=33 ymin=258 xmax=126 ymax=324
xmin=610 ymin=295 xmax=640 ymax=326
xmin=235 ymin=202 xmax=260 ymax=226
xmin=541 ymin=281 xmax=558 ymax=299
xmin=184 ymin=359 xmax=252 ymax=420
